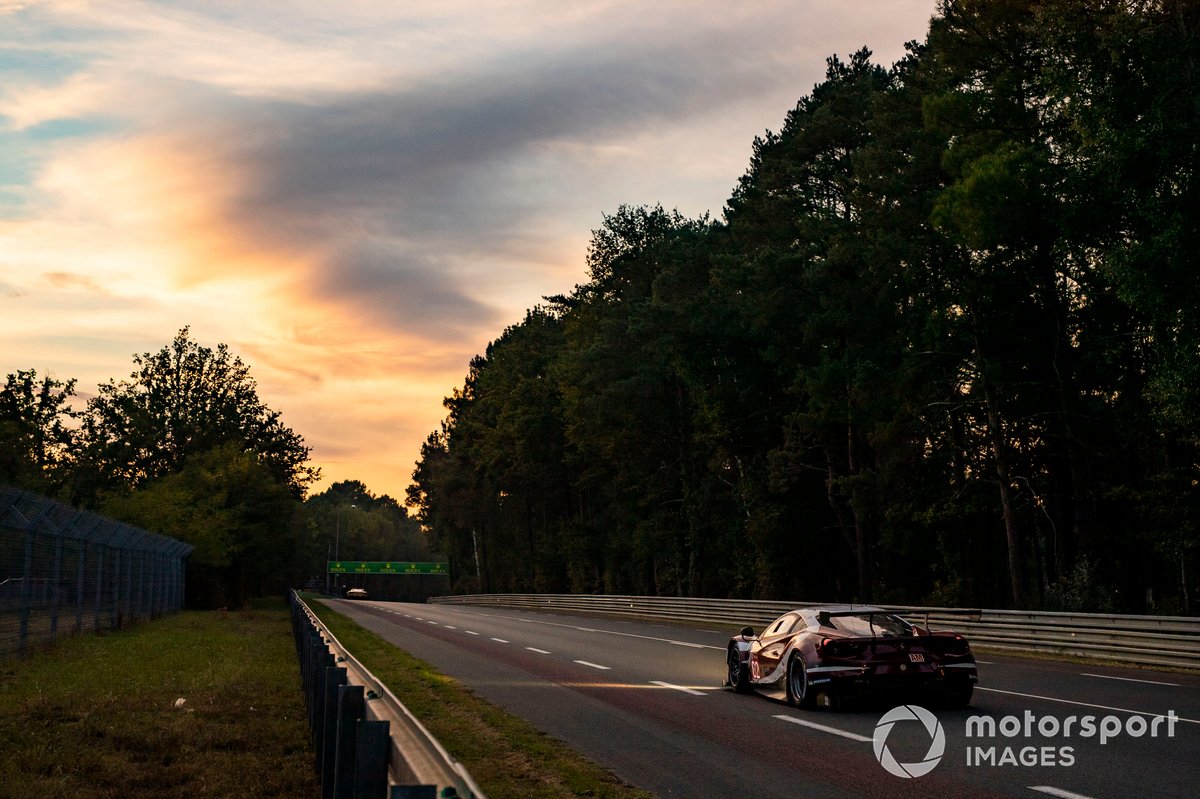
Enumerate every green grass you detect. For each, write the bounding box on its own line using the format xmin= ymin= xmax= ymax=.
xmin=305 ymin=598 xmax=653 ymax=799
xmin=0 ymin=599 xmax=318 ymax=799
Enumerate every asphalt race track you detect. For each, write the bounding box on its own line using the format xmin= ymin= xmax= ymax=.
xmin=324 ymin=599 xmax=1200 ymax=798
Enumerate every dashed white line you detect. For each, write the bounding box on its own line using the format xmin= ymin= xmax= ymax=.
xmin=774 ymin=715 xmax=873 ymax=742
xmin=443 ymin=625 xmax=457 ymax=630
xmin=464 ymin=630 xmax=479 ymax=636
xmin=670 ymin=641 xmax=707 ymax=648
xmin=651 ymin=680 xmax=705 ymax=696
xmin=574 ymin=660 xmax=611 ymax=670
xmin=526 ymin=647 xmax=551 ymax=654
xmin=438 ymin=607 xmax=723 ymax=650
xmin=1080 ymin=673 xmax=1180 ymax=687
xmin=1029 ymin=786 xmax=1095 ymax=799
xmin=491 ymin=637 xmax=509 ymax=643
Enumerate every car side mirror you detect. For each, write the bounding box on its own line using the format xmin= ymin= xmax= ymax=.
xmin=740 ymin=626 xmax=754 ymax=637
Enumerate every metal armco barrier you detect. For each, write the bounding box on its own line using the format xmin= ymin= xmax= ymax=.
xmin=429 ymin=593 xmax=1200 ymax=670
xmin=290 ymin=591 xmax=485 ymax=799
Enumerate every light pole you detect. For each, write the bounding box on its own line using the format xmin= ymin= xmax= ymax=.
xmin=334 ymin=504 xmax=355 ymax=594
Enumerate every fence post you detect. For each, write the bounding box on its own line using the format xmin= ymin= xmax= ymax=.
xmin=333 ymin=684 xmax=365 ymax=799
xmin=355 ymin=719 xmax=391 ymax=799
xmin=18 ymin=525 xmax=33 ymax=655
xmin=123 ymin=547 xmax=133 ymax=624
xmin=50 ymin=531 xmax=63 ymax=643
xmin=321 ymin=666 xmax=348 ymax=797
xmin=93 ymin=546 xmax=104 ymax=633
xmin=311 ymin=644 xmax=334 ymax=757
xmin=75 ymin=541 xmax=86 ymax=633
xmin=110 ymin=546 xmax=121 ymax=629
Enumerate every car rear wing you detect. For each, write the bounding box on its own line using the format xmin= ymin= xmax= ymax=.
xmin=816 ymin=607 xmax=982 ymax=637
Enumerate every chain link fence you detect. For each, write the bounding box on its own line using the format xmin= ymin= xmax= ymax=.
xmin=0 ymin=484 xmax=193 ymax=658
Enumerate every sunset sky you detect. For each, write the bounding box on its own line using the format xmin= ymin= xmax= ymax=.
xmin=1 ymin=1 xmax=937 ymax=501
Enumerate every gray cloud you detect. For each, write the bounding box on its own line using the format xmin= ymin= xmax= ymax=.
xmin=178 ymin=34 xmax=787 ymax=341
xmin=318 ymin=239 xmax=501 ymax=337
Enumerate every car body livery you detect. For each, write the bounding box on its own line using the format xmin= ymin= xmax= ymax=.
xmin=726 ymin=605 xmax=977 ymax=709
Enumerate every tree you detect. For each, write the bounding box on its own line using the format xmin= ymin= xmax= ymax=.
xmin=308 ymin=480 xmax=434 ymax=569
xmin=103 ymin=443 xmax=308 ymax=608
xmin=723 ymin=49 xmax=899 ymax=601
xmin=79 ymin=327 xmax=318 ymax=500
xmin=407 ymin=0 xmax=1200 ymax=612
xmin=0 ymin=369 xmax=79 ymax=494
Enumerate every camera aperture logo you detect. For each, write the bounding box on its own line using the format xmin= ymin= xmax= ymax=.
xmin=873 ymin=704 xmax=946 ymax=778
xmin=874 ymin=706 xmax=1181 ymax=777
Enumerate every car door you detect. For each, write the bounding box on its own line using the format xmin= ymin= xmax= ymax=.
xmin=752 ymin=613 xmax=799 ymax=681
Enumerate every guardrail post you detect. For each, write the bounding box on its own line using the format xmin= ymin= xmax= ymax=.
xmin=355 ymin=719 xmax=390 ymax=798
xmin=321 ymin=666 xmax=348 ymax=797
xmin=333 ymin=684 xmax=365 ymax=799
xmin=311 ymin=645 xmax=334 ymax=758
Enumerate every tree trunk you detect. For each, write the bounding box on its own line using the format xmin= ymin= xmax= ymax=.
xmin=984 ymin=386 xmax=1025 ymax=607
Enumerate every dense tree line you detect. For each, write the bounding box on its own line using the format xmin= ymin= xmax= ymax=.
xmin=408 ymin=0 xmax=1199 ymax=613
xmin=2 ymin=329 xmax=431 ymax=607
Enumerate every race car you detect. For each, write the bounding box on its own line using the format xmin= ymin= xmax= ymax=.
xmin=725 ymin=605 xmax=977 ymax=709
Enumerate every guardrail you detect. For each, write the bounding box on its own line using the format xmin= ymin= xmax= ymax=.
xmin=429 ymin=593 xmax=1200 ymax=671
xmin=290 ymin=591 xmax=486 ymax=799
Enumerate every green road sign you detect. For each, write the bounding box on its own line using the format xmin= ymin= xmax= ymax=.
xmin=327 ymin=561 xmax=449 ymax=575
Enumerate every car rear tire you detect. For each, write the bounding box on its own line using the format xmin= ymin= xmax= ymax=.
xmin=786 ymin=653 xmax=815 ymax=709
xmin=728 ymin=646 xmax=750 ymax=693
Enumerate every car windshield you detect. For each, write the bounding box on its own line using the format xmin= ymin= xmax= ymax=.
xmin=819 ymin=613 xmax=910 ymax=637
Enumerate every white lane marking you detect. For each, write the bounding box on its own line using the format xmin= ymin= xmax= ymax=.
xmin=574 ymin=660 xmax=611 ymax=670
xmin=977 ymin=687 xmax=1200 ymax=724
xmin=427 ymin=620 xmax=439 ymax=625
xmin=774 ymin=715 xmax=873 ymax=742
xmin=491 ymin=637 xmax=510 ymax=643
xmin=974 ymin=660 xmax=994 ymax=664
xmin=1029 ymin=786 xmax=1096 ymax=799
xmin=443 ymin=625 xmax=457 ymax=630
xmin=651 ymin=680 xmax=705 ymax=696
xmin=526 ymin=647 xmax=551 ymax=654
xmin=1080 ymin=673 xmax=1180 ymax=687
xmin=430 ymin=607 xmax=724 ymax=650
xmin=670 ymin=641 xmax=707 ymax=648
xmin=464 ymin=630 xmax=479 ymax=636
xmin=576 ymin=627 xmax=600 ymax=632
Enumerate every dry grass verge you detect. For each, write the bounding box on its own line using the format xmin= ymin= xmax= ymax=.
xmin=0 ymin=599 xmax=317 ymax=799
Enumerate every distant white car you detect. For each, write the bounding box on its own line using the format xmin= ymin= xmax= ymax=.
xmin=345 ymin=587 xmax=368 ymax=599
